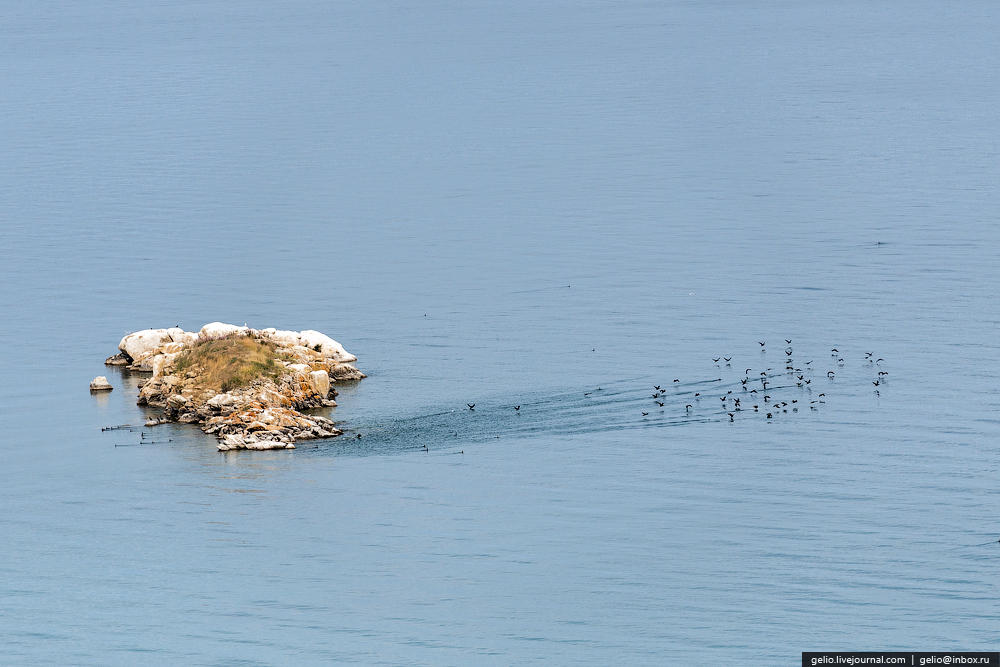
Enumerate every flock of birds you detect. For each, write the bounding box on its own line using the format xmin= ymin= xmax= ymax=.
xmin=456 ymin=339 xmax=888 ymax=427
xmin=637 ymin=339 xmax=887 ymax=423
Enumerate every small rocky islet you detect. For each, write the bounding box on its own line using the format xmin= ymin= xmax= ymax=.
xmin=104 ymin=322 xmax=364 ymax=451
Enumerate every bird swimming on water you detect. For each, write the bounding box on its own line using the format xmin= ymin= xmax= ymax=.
xmin=467 ymin=403 xmax=475 ymax=410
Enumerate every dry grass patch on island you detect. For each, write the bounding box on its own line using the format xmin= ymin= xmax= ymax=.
xmin=173 ymin=333 xmax=292 ymax=392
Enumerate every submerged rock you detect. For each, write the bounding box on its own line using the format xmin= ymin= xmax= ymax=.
xmin=106 ymin=322 xmax=364 ymax=450
xmin=89 ymin=376 xmax=113 ymax=392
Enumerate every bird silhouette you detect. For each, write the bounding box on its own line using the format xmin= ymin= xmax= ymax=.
xmin=656 ymin=401 xmax=665 ymax=407
xmin=514 ymin=405 xmax=520 ymax=411
xmin=467 ymin=403 xmax=475 ymax=410
xmin=642 ymin=411 xmax=649 ymax=416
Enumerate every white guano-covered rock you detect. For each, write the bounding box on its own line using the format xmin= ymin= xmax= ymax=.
xmin=298 ymin=330 xmax=357 ymax=362
xmin=119 ymin=329 xmax=173 ymax=361
xmin=267 ymin=329 xmax=302 ymax=348
xmin=167 ymin=328 xmax=199 ymax=346
xmin=199 ymin=322 xmax=249 ymax=338
xmin=89 ymin=376 xmax=113 ymax=391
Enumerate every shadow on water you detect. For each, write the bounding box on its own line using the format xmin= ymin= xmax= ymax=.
xmin=301 ymin=367 xmax=835 ymax=459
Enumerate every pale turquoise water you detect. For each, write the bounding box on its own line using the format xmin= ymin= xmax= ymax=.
xmin=2 ymin=1 xmax=1000 ymax=664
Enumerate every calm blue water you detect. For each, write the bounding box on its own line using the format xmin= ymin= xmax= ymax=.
xmin=2 ymin=1 xmax=999 ymax=663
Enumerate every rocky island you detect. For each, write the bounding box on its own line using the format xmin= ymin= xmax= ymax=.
xmin=106 ymin=322 xmax=364 ymax=451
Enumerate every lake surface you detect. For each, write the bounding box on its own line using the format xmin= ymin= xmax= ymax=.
xmin=2 ymin=1 xmax=999 ymax=663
